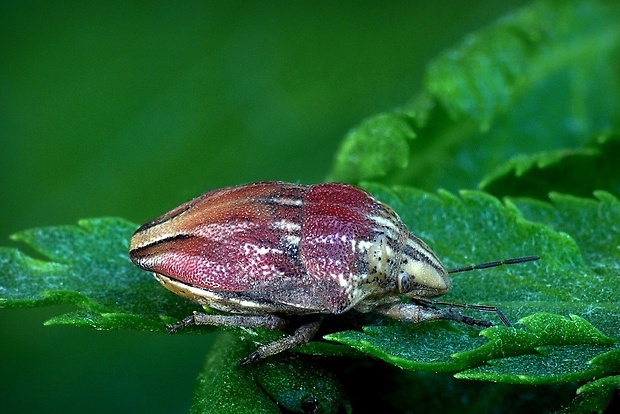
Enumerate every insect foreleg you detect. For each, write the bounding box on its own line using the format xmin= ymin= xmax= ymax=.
xmin=375 ymin=302 xmax=494 ymax=328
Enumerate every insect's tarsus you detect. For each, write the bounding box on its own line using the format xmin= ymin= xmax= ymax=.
xmin=416 ymin=298 xmax=513 ymax=327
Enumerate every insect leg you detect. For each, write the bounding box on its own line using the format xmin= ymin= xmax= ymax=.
xmin=422 ymin=299 xmax=512 ymax=326
xmin=375 ymin=302 xmax=495 ymax=327
xmin=166 ymin=312 xmax=289 ymax=334
xmin=240 ymin=319 xmax=322 ymax=365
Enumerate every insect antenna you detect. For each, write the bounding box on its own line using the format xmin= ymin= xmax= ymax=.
xmin=432 ymin=255 xmax=540 ymax=327
xmin=447 ymin=255 xmax=540 ymax=274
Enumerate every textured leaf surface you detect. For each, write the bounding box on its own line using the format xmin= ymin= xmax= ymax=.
xmin=329 ymin=0 xmax=620 ymax=191
xmin=556 ymin=375 xmax=620 ymax=414
xmin=328 ymin=113 xmax=413 ymax=183
xmin=326 ymin=185 xmax=619 ymax=385
xmin=480 ymin=133 xmax=620 ymax=199
xmin=191 ymin=334 xmax=279 ymax=414
xmin=0 ymin=218 xmax=200 ymax=331
xmin=249 ymin=353 xmax=351 ymax=413
xmin=512 ymin=191 xmax=620 ymax=274
xmin=171 ymin=332 xmax=353 ymax=414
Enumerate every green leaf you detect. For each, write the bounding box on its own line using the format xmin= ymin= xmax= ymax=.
xmin=191 ymin=334 xmax=279 ymax=414
xmin=249 ymin=355 xmax=352 ymax=413
xmin=340 ymin=364 xmax=581 ymax=412
xmin=329 ymin=0 xmax=620 ymax=190
xmin=0 ymin=217 xmax=201 ymax=331
xmin=480 ymin=133 xmax=620 ymax=199
xmin=3 ymin=188 xmax=617 ymax=385
xmin=454 ymin=314 xmax=615 ymax=383
xmin=2 ymin=187 xmax=617 ymax=411
xmin=511 ymin=191 xmax=620 ymax=273
xmin=556 ymin=375 xmax=620 ymax=414
xmin=328 ymin=112 xmax=414 ymax=183
xmin=191 ymin=334 xmax=351 ymax=413
xmin=325 ymin=185 xmax=619 ymax=386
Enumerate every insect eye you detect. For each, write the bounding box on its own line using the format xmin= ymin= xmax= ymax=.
xmin=397 ymin=271 xmax=412 ymax=293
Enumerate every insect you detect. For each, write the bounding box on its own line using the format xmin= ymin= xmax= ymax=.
xmin=129 ymin=181 xmax=538 ymax=364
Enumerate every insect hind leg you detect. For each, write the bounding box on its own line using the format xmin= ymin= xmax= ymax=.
xmin=166 ymin=312 xmax=322 ymax=365
xmin=166 ymin=312 xmax=289 ymax=333
xmin=240 ymin=319 xmax=322 ymax=365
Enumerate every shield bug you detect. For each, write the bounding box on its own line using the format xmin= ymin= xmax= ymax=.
xmin=129 ymin=181 xmax=538 ymax=364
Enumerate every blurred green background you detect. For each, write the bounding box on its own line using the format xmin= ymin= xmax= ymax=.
xmin=1 ymin=1 xmax=527 ymax=412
